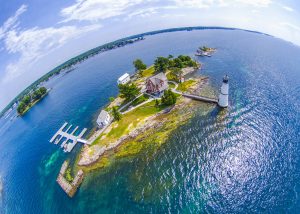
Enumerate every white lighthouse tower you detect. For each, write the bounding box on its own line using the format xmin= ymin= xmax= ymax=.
xmin=218 ymin=75 xmax=229 ymax=108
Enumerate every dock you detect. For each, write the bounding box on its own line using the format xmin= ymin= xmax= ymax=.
xmin=50 ymin=122 xmax=90 ymax=152
xmin=56 ymin=161 xmax=84 ymax=197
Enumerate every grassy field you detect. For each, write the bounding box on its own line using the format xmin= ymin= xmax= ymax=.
xmin=177 ymin=80 xmax=196 ymax=92
xmin=131 ymin=94 xmax=149 ymax=106
xmin=141 ymin=66 xmax=155 ymax=77
xmin=93 ymin=100 xmax=164 ymax=146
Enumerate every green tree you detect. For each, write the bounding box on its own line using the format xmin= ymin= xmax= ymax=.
xmin=133 ymin=59 xmax=147 ymax=73
xmin=170 ymin=68 xmax=183 ymax=82
xmin=112 ymin=106 xmax=122 ymax=121
xmin=118 ymin=83 xmax=140 ymax=101
xmin=22 ymin=95 xmax=31 ymax=105
xmin=65 ymin=168 xmax=73 ymax=182
xmin=173 ymin=58 xmax=183 ymax=68
xmin=39 ymin=87 xmax=47 ymax=95
xmin=32 ymin=90 xmax=42 ymax=100
xmin=161 ymin=89 xmax=177 ymax=106
xmin=154 ymin=57 xmax=169 ymax=73
xmin=17 ymin=101 xmax=26 ymax=114
xmin=109 ymin=97 xmax=115 ymax=102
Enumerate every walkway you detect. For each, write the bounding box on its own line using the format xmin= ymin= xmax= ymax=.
xmin=168 ymin=80 xmax=218 ymax=104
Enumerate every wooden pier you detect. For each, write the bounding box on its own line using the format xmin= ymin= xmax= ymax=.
xmin=50 ymin=122 xmax=90 ymax=152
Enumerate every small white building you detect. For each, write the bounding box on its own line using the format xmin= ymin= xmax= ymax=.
xmin=117 ymin=73 xmax=130 ymax=85
xmin=97 ymin=110 xmax=111 ymax=127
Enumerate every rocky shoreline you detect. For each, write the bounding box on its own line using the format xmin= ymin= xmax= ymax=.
xmin=78 ymin=77 xmax=209 ymax=168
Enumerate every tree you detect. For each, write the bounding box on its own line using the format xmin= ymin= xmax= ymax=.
xmin=109 ymin=97 xmax=115 ymax=102
xmin=170 ymin=68 xmax=183 ymax=82
xmin=118 ymin=83 xmax=140 ymax=101
xmin=65 ymin=168 xmax=73 ymax=182
xmin=133 ymin=59 xmax=147 ymax=72
xmin=154 ymin=57 xmax=169 ymax=73
xmin=39 ymin=87 xmax=47 ymax=95
xmin=22 ymin=95 xmax=31 ymax=105
xmin=173 ymin=58 xmax=183 ymax=69
xmin=17 ymin=101 xmax=26 ymax=114
xmin=112 ymin=106 xmax=122 ymax=121
xmin=161 ymin=89 xmax=177 ymax=106
xmin=32 ymin=90 xmax=42 ymax=100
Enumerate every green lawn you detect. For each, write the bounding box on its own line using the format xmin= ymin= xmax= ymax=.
xmin=141 ymin=66 xmax=155 ymax=77
xmin=94 ymin=100 xmax=164 ymax=146
xmin=169 ymin=82 xmax=176 ymax=89
xmin=177 ymin=80 xmax=196 ymax=92
xmin=166 ymin=71 xmax=178 ymax=82
xmin=131 ymin=94 xmax=149 ymax=106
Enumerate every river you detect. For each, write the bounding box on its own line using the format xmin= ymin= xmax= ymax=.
xmin=0 ymin=29 xmax=299 ymax=213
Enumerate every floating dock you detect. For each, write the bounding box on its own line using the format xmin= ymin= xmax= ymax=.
xmin=50 ymin=122 xmax=90 ymax=152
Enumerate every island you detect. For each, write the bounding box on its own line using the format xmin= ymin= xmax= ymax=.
xmin=17 ymin=86 xmax=48 ymax=116
xmin=195 ymin=46 xmax=216 ymax=57
xmin=56 ymin=54 xmax=219 ymax=197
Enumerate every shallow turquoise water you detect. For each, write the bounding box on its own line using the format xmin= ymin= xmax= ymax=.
xmin=0 ymin=29 xmax=299 ymax=213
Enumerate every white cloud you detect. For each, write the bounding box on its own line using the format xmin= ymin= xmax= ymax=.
xmin=173 ymin=0 xmax=215 ymax=8
xmin=234 ymin=0 xmax=272 ymax=7
xmin=0 ymin=4 xmax=27 ymax=39
xmin=282 ymin=5 xmax=294 ymax=12
xmin=126 ymin=8 xmax=158 ymax=20
xmin=2 ymin=24 xmax=101 ymax=82
xmin=61 ymin=0 xmax=144 ymax=22
xmin=0 ymin=4 xmax=102 ymax=83
xmin=172 ymin=0 xmax=272 ymax=8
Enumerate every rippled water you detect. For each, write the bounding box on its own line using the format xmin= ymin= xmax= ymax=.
xmin=0 ymin=29 xmax=299 ymax=213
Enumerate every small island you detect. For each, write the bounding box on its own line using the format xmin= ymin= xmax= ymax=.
xmin=54 ymin=54 xmax=220 ymax=197
xmin=17 ymin=87 xmax=48 ymax=115
xmin=195 ymin=46 xmax=216 ymax=57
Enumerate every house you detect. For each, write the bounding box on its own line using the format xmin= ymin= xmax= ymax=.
xmin=96 ymin=110 xmax=111 ymax=128
xmin=146 ymin=72 xmax=168 ymax=95
xmin=117 ymin=73 xmax=130 ymax=85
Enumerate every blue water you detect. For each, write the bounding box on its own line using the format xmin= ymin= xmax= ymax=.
xmin=0 ymin=29 xmax=299 ymax=213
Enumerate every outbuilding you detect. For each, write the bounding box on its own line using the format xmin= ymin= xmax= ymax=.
xmin=117 ymin=73 xmax=130 ymax=85
xmin=96 ymin=110 xmax=111 ymax=127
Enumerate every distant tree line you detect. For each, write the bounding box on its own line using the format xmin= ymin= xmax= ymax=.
xmin=17 ymin=87 xmax=47 ymax=114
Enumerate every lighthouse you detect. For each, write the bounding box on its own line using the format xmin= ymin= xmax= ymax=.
xmin=218 ymin=75 xmax=229 ymax=108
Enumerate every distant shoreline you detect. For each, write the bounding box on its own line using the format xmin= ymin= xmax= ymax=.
xmin=0 ymin=26 xmax=269 ymax=117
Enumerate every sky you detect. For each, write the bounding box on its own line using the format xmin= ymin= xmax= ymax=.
xmin=0 ymin=0 xmax=299 ymax=111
